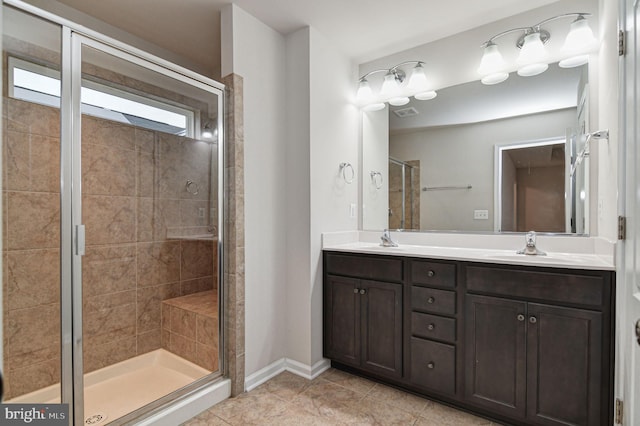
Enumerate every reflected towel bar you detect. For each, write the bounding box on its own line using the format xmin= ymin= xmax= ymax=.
xmin=422 ymin=185 xmax=472 ymax=191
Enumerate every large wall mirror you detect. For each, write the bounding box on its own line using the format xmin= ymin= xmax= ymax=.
xmin=361 ymin=0 xmax=595 ymax=235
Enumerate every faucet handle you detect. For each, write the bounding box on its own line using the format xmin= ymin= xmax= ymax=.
xmin=526 ymin=230 xmax=536 ymax=247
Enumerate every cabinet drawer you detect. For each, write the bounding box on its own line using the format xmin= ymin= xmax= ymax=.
xmin=410 ymin=337 xmax=455 ymax=395
xmin=412 ymin=312 xmax=456 ymax=343
xmin=412 ymin=286 xmax=456 ymax=315
xmin=325 ymin=253 xmax=403 ymax=282
xmin=465 ymin=265 xmax=606 ymax=308
xmin=411 ymin=260 xmax=456 ymax=288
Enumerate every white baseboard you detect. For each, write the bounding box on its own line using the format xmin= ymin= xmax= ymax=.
xmin=244 ymin=358 xmax=331 ymax=392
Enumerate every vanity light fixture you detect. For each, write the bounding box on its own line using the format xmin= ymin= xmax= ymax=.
xmin=478 ymin=13 xmax=596 ymax=85
xmin=356 ymin=61 xmax=436 ymax=111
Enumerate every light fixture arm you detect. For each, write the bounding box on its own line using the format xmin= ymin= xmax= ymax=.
xmin=534 ymin=12 xmax=591 ymax=28
xmin=481 ymin=12 xmax=592 ymax=47
xmin=358 ymin=68 xmax=390 ymax=82
xmin=482 ymin=27 xmax=534 ymax=47
xmin=358 ymin=61 xmax=424 ymax=82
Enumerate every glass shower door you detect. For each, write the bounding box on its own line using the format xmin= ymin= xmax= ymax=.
xmin=2 ymin=5 xmax=63 ymax=404
xmin=74 ymin=37 xmax=223 ymax=424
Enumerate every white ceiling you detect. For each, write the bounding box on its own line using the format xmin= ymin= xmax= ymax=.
xmin=52 ymin=0 xmax=561 ymax=78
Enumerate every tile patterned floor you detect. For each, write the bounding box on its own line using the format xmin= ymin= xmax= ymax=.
xmin=183 ymin=368 xmax=502 ymax=425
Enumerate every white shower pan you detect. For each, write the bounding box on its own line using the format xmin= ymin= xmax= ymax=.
xmin=6 ymin=349 xmax=225 ymax=425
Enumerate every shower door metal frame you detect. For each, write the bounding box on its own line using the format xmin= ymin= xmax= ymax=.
xmin=4 ymin=2 xmax=227 ymax=425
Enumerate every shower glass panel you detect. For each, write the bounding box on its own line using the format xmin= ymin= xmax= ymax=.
xmin=2 ymin=6 xmax=63 ymax=403
xmin=78 ymin=41 xmax=221 ymax=423
xmin=388 ymin=158 xmax=420 ymax=230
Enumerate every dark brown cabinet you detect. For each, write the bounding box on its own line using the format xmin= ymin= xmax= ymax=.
xmin=464 ymin=265 xmax=611 ymax=426
xmin=407 ymin=259 xmax=459 ymax=396
xmin=323 ymin=251 xmax=614 ymax=426
xmin=324 ymin=253 xmax=403 ymax=379
xmin=465 ymin=295 xmax=527 ymax=418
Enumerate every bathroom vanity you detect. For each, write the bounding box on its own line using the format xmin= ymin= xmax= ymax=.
xmin=322 ymin=238 xmax=614 ymax=426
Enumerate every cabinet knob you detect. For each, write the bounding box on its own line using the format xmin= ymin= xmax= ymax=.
xmin=427 ymin=297 xmax=435 ymax=304
xmin=427 ymin=362 xmax=435 ymax=369
xmin=529 ymin=316 xmax=537 ymax=324
xmin=427 ymin=323 xmax=435 ymax=331
xmin=360 ymin=289 xmax=366 ymax=295
xmin=427 ymin=270 xmax=435 ymax=277
xmin=517 ymin=314 xmax=525 ymax=322
xmin=353 ymin=288 xmax=359 ymax=294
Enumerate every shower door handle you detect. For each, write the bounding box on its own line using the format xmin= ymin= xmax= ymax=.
xmin=76 ymin=225 xmax=86 ymax=256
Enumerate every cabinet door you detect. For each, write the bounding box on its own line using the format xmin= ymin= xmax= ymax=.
xmin=361 ymin=280 xmax=403 ymax=378
xmin=526 ymin=303 xmax=603 ymax=426
xmin=324 ymin=275 xmax=360 ymax=366
xmin=465 ymin=294 xmax=527 ymax=419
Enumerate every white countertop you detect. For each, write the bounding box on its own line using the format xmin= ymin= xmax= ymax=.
xmin=322 ymin=231 xmax=615 ymax=271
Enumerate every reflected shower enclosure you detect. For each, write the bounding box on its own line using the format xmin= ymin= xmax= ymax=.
xmin=388 ymin=158 xmax=420 ymax=230
xmin=2 ymin=4 xmax=224 ymax=425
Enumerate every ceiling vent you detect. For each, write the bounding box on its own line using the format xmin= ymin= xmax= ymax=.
xmin=393 ymin=107 xmax=419 ymax=118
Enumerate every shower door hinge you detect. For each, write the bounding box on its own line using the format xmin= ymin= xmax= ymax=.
xmin=618 ymin=216 xmax=627 ymax=240
xmin=615 ymin=398 xmax=623 ymax=424
xmin=619 ymin=30 xmax=626 ymax=56
xmin=76 ymin=224 xmax=86 ymax=256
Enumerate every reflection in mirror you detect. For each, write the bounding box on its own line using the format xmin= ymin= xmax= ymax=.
xmin=496 ymin=139 xmax=567 ymax=233
xmin=362 ymin=62 xmax=589 ymax=234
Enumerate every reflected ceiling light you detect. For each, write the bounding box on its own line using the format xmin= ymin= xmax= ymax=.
xmin=356 ymin=61 xmax=436 ymax=110
xmin=478 ymin=13 xmax=595 ymax=85
xmin=202 ymin=122 xmax=213 ymax=139
xmin=415 ymin=91 xmax=437 ymax=101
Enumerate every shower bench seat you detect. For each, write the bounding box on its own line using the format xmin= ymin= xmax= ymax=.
xmin=161 ymin=291 xmax=219 ymax=371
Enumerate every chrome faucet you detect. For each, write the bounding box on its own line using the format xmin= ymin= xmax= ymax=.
xmin=517 ymin=231 xmax=546 ymax=256
xmin=380 ymin=229 xmax=398 ymax=247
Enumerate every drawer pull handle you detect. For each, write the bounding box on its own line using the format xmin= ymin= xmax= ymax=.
xmin=529 ymin=316 xmax=537 ymax=324
xmin=353 ymin=288 xmax=359 ymax=294
xmin=427 ymin=297 xmax=435 ymax=304
xmin=427 ymin=362 xmax=435 ymax=369
xmin=360 ymin=289 xmax=366 ymax=295
xmin=427 ymin=270 xmax=435 ymax=277
xmin=517 ymin=314 xmax=525 ymax=322
xmin=427 ymin=323 xmax=435 ymax=331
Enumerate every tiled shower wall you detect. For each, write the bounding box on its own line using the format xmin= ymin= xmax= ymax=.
xmin=3 ymin=98 xmax=218 ymax=399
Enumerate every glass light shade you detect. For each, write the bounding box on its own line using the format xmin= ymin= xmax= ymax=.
xmin=388 ymin=96 xmax=410 ymax=106
xmin=356 ymin=79 xmax=373 ymax=104
xmin=414 ymin=91 xmax=437 ymax=101
xmin=380 ymin=72 xmax=400 ymax=99
xmin=562 ymin=17 xmax=596 ymax=55
xmin=406 ymin=63 xmax=429 ymax=93
xmin=559 ymin=54 xmax=589 ymax=68
xmin=477 ymin=42 xmax=506 ymax=76
xmin=517 ymin=32 xmax=548 ymax=76
xmin=481 ymin=72 xmax=509 ymax=85
xmin=363 ymin=102 xmax=386 ymax=112
xmin=559 ymin=17 xmax=595 ymax=68
xmin=517 ymin=63 xmax=548 ymax=77
xmin=202 ymin=129 xmax=213 ymax=139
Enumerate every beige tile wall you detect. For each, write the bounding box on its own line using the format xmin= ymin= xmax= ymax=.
xmin=2 ymin=98 xmax=219 ymax=399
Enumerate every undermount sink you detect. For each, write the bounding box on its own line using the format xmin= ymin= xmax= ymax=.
xmin=361 ymin=244 xmax=406 ymax=251
xmin=482 ymin=252 xmax=592 ymax=264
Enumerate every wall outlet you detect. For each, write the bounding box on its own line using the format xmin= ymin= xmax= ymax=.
xmin=474 ymin=209 xmax=489 ymax=220
xmin=350 ymin=203 xmax=357 ymax=218
xmin=198 ymin=207 xmax=206 ymax=218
